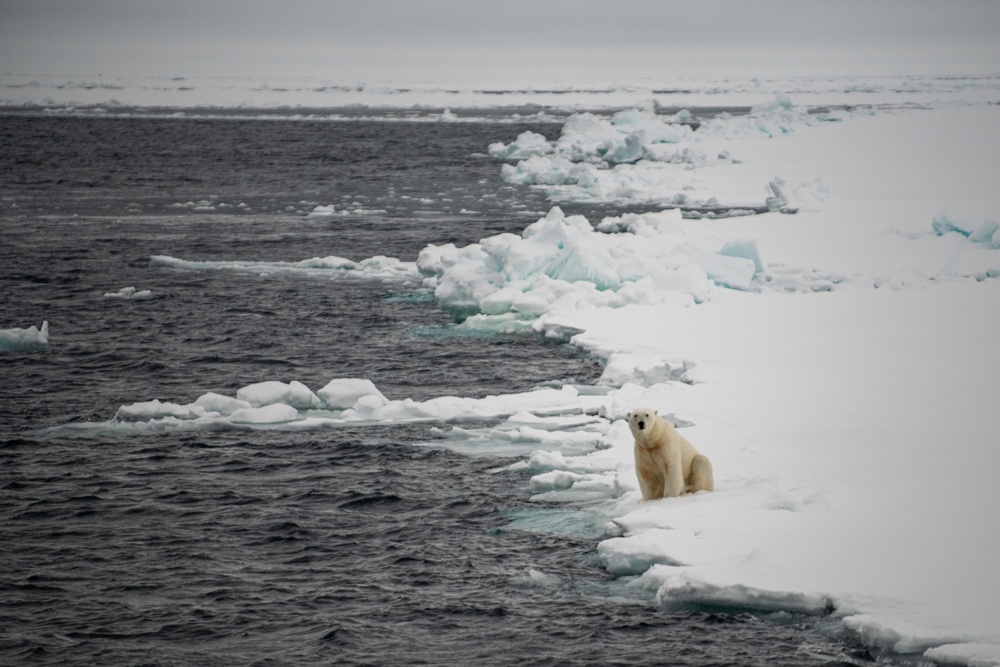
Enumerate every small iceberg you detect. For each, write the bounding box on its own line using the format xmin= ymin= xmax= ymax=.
xmin=103 ymin=286 xmax=154 ymax=300
xmin=0 ymin=321 xmax=49 ymax=352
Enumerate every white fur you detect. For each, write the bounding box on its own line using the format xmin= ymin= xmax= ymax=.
xmin=628 ymin=407 xmax=714 ymax=500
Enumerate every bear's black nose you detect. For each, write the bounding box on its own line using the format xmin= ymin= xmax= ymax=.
xmin=637 ymin=421 xmax=645 ymax=429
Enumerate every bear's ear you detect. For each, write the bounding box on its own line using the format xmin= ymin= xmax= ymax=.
xmin=654 ymin=409 xmax=659 ymax=417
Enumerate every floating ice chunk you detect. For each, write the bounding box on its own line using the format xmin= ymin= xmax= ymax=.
xmin=236 ymin=380 xmax=321 ymax=410
xmin=305 ymin=204 xmax=337 ymax=218
xmin=500 ymin=155 xmax=588 ymax=186
xmin=316 ymin=378 xmax=389 ymax=410
xmin=528 ymin=470 xmax=618 ymax=502
xmin=839 ymin=614 xmax=973 ymax=657
xmin=342 ymin=396 xmax=438 ymax=422
xmin=530 ymin=470 xmax=591 ymax=493
xmin=514 ymin=446 xmax=617 ymax=474
xmin=436 ymin=108 xmax=458 ymax=122
xmin=115 ymin=399 xmax=207 ymax=422
xmin=151 ymin=254 xmax=422 ymax=283
xmin=488 ymin=130 xmax=552 ymax=160
xmin=522 ymin=569 xmax=562 ymax=586
xmin=501 ymin=410 xmax=604 ymax=430
xmin=103 ymin=286 xmax=154 ymax=300
xmin=923 ymin=642 xmax=1000 ymax=667
xmin=598 ymin=529 xmax=691 ymax=575
xmin=492 ymin=426 xmax=603 ymax=448
xmin=0 ymin=321 xmax=49 ymax=352
xmin=228 ymin=403 xmax=300 ymax=424
xmin=654 ymin=573 xmax=834 ymax=615
xmin=193 ymin=392 xmax=253 ymax=416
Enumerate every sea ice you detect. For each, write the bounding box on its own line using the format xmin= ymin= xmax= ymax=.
xmin=114 ymin=399 xmax=207 ymax=422
xmin=151 ymin=253 xmax=423 ymax=283
xmin=193 ymin=392 xmax=253 ymax=415
xmin=490 ymin=99 xmax=823 ymax=209
xmin=35 ymin=89 xmax=1000 ymax=667
xmin=228 ymin=403 xmax=301 ymax=424
xmin=418 ymin=206 xmax=721 ymax=321
xmin=935 ymin=212 xmax=1000 ymax=249
xmin=103 ymin=286 xmax=154 ymax=300
xmin=0 ymin=321 xmax=49 ymax=352
xmin=305 ymin=204 xmax=338 ymax=218
xmin=488 ymin=130 xmax=552 ymax=160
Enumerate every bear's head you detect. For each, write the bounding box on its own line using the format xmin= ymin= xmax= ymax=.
xmin=628 ymin=407 xmax=660 ymax=443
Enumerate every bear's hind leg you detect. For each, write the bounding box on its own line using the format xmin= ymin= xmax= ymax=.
xmin=687 ymin=454 xmax=714 ymax=493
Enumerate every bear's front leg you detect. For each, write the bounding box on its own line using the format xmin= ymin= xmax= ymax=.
xmin=661 ymin=451 xmax=685 ymax=498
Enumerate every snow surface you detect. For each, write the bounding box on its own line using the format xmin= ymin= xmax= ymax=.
xmin=38 ymin=89 xmax=1000 ymax=666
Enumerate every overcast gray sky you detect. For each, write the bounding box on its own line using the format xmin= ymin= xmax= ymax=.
xmin=2 ymin=0 xmax=998 ymax=81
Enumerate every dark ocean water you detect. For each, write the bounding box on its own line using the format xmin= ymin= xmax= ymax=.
xmin=1 ymin=114 xmax=880 ymax=666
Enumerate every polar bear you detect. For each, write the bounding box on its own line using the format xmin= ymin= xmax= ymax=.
xmin=628 ymin=407 xmax=714 ymax=500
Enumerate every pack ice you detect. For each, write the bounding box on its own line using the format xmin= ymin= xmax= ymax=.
xmin=490 ymin=99 xmax=818 ymax=210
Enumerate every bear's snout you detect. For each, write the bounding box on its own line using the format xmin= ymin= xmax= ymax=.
xmin=637 ymin=420 xmax=646 ymax=430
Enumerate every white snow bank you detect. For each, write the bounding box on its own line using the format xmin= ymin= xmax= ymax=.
xmin=0 ymin=321 xmax=49 ymax=352
xmin=103 ymin=286 xmax=154 ymax=300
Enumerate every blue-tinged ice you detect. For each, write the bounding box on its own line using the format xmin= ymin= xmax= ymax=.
xmin=0 ymin=321 xmax=49 ymax=352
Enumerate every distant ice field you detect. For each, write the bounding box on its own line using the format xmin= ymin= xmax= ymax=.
xmin=3 ymin=71 xmax=1000 ymax=113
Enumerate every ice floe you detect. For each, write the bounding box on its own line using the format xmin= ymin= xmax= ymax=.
xmin=103 ymin=286 xmax=154 ymax=300
xmin=0 ymin=321 xmax=49 ymax=352
xmin=150 ymin=253 xmax=423 ymax=284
